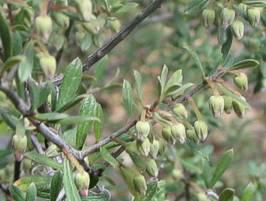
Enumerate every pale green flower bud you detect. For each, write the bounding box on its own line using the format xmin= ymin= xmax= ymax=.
xmin=150 ymin=139 xmax=160 ymax=159
xmin=109 ymin=18 xmax=121 ymax=33
xmin=133 ymin=174 xmax=147 ymax=196
xmin=39 ymin=54 xmax=57 ymax=78
xmin=222 ymin=8 xmax=235 ymax=27
xmin=173 ymin=103 xmax=188 ymax=119
xmin=223 ymin=96 xmax=233 ymax=114
xmin=232 ymin=20 xmax=245 ymax=40
xmin=53 ymin=13 xmax=70 ymax=29
xmin=172 ymin=169 xmax=183 ymax=180
xmin=23 ymin=158 xmax=32 ymax=171
xmin=247 ymin=7 xmax=261 ymax=26
xmin=74 ymin=171 xmax=90 ymax=197
xmin=187 ymin=128 xmax=199 ymax=143
xmin=137 ymin=138 xmax=150 ymax=156
xmin=135 ymin=121 xmax=150 ymax=141
xmin=194 ymin=120 xmax=208 ymax=142
xmin=234 ymin=73 xmax=248 ymax=91
xmin=145 ymin=159 xmax=158 ymax=177
xmin=76 ymin=0 xmax=94 ymax=21
xmin=171 ymin=123 xmax=186 ymax=144
xmin=202 ymin=9 xmax=215 ymax=27
xmin=162 ymin=126 xmax=175 ymax=144
xmin=12 ymin=134 xmax=27 ymax=161
xmin=232 ymin=100 xmax=246 ymax=118
xmin=209 ymin=95 xmax=224 ymax=117
xmin=197 ymin=192 xmax=210 ymax=201
xmin=35 ymin=15 xmax=53 ymax=42
xmin=238 ymin=3 xmax=248 ymax=16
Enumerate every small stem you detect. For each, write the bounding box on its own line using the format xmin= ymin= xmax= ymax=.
xmin=188 ymin=97 xmax=203 ymax=120
xmin=13 ymin=160 xmax=21 ymax=181
xmin=205 ymin=78 xmax=219 ymax=95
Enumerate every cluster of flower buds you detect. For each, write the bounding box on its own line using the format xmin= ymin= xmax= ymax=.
xmin=145 ymin=158 xmax=159 ymax=177
xmin=135 ymin=121 xmax=150 ymax=141
xmin=136 ymin=138 xmax=151 ymax=156
xmin=38 ymin=53 xmax=57 ymax=78
xmin=173 ymin=103 xmax=188 ymax=119
xmin=35 ymin=14 xmax=53 ymax=42
xmin=74 ymin=170 xmax=90 ymax=197
xmin=12 ymin=134 xmax=27 ymax=161
xmin=171 ymin=123 xmax=186 ymax=144
xmin=201 ymin=3 xmax=262 ymax=40
xmin=150 ymin=139 xmax=160 ymax=159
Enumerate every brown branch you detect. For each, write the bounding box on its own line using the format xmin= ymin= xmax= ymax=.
xmin=83 ymin=0 xmax=164 ymax=71
xmin=0 ymin=84 xmax=81 ymax=161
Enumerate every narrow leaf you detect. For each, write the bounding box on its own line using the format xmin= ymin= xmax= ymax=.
xmin=241 ymin=183 xmax=256 ymax=201
xmin=18 ymin=42 xmax=34 ymax=82
xmin=56 ymin=58 xmax=83 ymax=110
xmin=50 ymin=171 xmax=63 ymax=201
xmin=219 ymin=188 xmax=235 ymax=201
xmin=9 ymin=185 xmax=25 ymax=201
xmin=221 ymin=28 xmax=233 ymax=59
xmin=228 ymin=59 xmax=259 ymax=70
xmin=76 ymin=96 xmax=102 ymax=149
xmin=25 ymin=151 xmax=63 ymax=170
xmin=34 ymin=113 xmax=69 ymax=122
xmin=183 ymin=45 xmax=205 ymax=77
xmin=0 ymin=12 xmax=12 ymax=61
xmin=209 ymin=149 xmax=234 ymax=187
xmin=122 ymin=80 xmax=135 ymax=115
xmin=26 ymin=183 xmax=37 ymax=201
xmin=100 ymin=147 xmax=119 ymax=168
xmin=133 ymin=70 xmax=143 ymax=103
xmin=14 ymin=176 xmax=51 ymax=192
xmin=63 ymin=159 xmax=82 ymax=201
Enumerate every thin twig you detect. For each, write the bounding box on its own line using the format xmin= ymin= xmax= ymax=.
xmin=31 ymin=135 xmax=45 ymax=154
xmin=81 ymin=120 xmax=137 ymax=158
xmin=83 ymin=0 xmax=164 ymax=71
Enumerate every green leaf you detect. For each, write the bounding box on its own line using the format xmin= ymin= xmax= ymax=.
xmin=9 ymin=185 xmax=25 ymax=201
xmin=2 ymin=55 xmax=25 ymax=73
xmin=183 ymin=45 xmax=205 ymax=77
xmin=81 ymin=193 xmax=110 ymax=201
xmin=172 ymin=83 xmax=194 ymax=99
xmin=228 ymin=59 xmax=259 ymax=70
xmin=241 ymin=183 xmax=256 ymax=201
xmin=26 ymin=183 xmax=37 ymax=201
xmin=56 ymin=58 xmax=83 ymax=110
xmin=0 ymin=149 xmax=12 ymax=168
xmin=158 ymin=65 xmax=168 ymax=97
xmin=134 ymin=181 xmax=166 ymax=201
xmin=133 ymin=70 xmax=143 ymax=103
xmin=59 ymin=116 xmax=100 ymax=125
xmin=76 ymin=96 xmax=103 ymax=149
xmin=63 ymin=159 xmax=82 ymax=201
xmin=209 ymin=149 xmax=234 ymax=187
xmin=221 ymin=28 xmax=233 ymax=59
xmin=219 ymin=188 xmax=235 ymax=201
xmin=0 ymin=12 xmax=12 ymax=61
xmin=50 ymin=171 xmax=63 ymax=201
xmin=28 ymin=80 xmax=50 ymax=111
xmin=34 ymin=113 xmax=69 ymax=122
xmin=25 ymin=151 xmax=63 ymax=170
xmin=18 ymin=42 xmax=34 ymax=82
xmin=100 ymin=147 xmax=119 ymax=168
xmin=164 ymin=69 xmax=183 ymax=97
xmin=56 ymin=94 xmax=89 ymax=113
xmin=122 ymin=80 xmax=135 ymax=115
xmin=14 ymin=176 xmax=52 ymax=192
xmin=185 ymin=0 xmax=208 ymax=15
